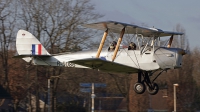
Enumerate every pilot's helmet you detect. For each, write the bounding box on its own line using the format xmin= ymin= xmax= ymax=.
xmin=130 ymin=42 xmax=135 ymax=47
xmin=113 ymin=41 xmax=117 ymax=45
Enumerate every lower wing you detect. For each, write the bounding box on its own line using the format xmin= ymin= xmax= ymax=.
xmin=70 ymin=58 xmax=138 ymax=74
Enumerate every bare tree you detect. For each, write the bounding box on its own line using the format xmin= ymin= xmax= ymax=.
xmin=0 ymin=0 xmax=17 ymax=91
xmin=164 ymin=24 xmax=200 ymax=111
xmin=18 ymin=0 xmax=102 ymax=53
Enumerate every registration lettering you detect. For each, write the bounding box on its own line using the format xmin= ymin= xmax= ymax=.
xmin=57 ymin=61 xmax=75 ymax=67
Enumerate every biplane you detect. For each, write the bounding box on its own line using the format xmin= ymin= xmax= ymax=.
xmin=15 ymin=21 xmax=186 ymax=95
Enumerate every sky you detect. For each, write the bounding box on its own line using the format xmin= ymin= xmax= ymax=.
xmin=92 ymin=0 xmax=200 ymax=49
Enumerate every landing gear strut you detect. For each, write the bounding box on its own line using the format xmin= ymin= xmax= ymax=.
xmin=133 ymin=69 xmax=166 ymax=95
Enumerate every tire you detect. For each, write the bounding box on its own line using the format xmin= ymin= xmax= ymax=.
xmin=133 ymin=82 xmax=146 ymax=94
xmin=147 ymin=83 xmax=159 ymax=95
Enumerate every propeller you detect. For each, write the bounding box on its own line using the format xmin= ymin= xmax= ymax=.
xmin=178 ymin=45 xmax=189 ymax=55
xmin=167 ymin=35 xmax=188 ymax=55
xmin=183 ymin=45 xmax=190 ymax=55
xmin=178 ymin=49 xmax=187 ymax=55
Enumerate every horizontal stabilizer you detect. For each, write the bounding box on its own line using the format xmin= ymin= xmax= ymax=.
xmin=70 ymin=58 xmax=138 ymax=74
xmin=13 ymin=54 xmax=51 ymax=58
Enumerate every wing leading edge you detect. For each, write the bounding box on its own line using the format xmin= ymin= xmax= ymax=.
xmin=70 ymin=58 xmax=138 ymax=74
xmin=83 ymin=21 xmax=183 ymax=37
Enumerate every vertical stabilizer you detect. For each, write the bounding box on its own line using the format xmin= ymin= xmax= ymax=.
xmin=16 ymin=30 xmax=50 ymax=62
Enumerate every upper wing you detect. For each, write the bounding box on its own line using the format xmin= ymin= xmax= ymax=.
xmin=83 ymin=21 xmax=183 ymax=37
xmin=70 ymin=58 xmax=138 ymax=74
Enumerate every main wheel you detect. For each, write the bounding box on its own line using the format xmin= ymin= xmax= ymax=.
xmin=147 ymin=83 xmax=159 ymax=95
xmin=133 ymin=82 xmax=146 ymax=94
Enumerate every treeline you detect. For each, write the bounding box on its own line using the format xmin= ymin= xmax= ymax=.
xmin=0 ymin=0 xmax=200 ymax=112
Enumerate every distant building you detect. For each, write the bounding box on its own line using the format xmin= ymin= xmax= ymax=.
xmin=93 ymin=90 xmax=168 ymax=112
xmin=150 ymin=89 xmax=168 ymax=112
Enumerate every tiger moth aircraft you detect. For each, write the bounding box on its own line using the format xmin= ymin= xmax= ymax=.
xmin=15 ymin=21 xmax=186 ymax=95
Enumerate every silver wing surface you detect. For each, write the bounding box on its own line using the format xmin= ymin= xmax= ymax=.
xmin=83 ymin=21 xmax=183 ymax=37
xmin=70 ymin=58 xmax=138 ymax=74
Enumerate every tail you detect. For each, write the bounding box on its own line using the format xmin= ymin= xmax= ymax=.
xmin=16 ymin=30 xmax=50 ymax=62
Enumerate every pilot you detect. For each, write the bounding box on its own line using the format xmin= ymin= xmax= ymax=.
xmin=128 ymin=42 xmax=136 ymax=50
xmin=108 ymin=41 xmax=117 ymax=51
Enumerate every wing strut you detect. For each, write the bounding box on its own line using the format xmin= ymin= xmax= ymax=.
xmin=112 ymin=27 xmax=125 ymax=62
xmin=96 ymin=29 xmax=108 ymax=58
xmin=167 ymin=35 xmax=173 ymax=48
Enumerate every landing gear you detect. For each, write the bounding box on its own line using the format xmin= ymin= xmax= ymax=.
xmin=134 ymin=82 xmax=146 ymax=94
xmin=133 ymin=71 xmax=146 ymax=94
xmin=133 ymin=70 xmax=166 ymax=95
xmin=147 ymin=83 xmax=159 ymax=95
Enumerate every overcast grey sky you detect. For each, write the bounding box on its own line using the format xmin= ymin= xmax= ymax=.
xmin=92 ymin=0 xmax=200 ymax=49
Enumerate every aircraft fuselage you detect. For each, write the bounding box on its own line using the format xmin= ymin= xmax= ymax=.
xmin=32 ymin=46 xmax=183 ymax=71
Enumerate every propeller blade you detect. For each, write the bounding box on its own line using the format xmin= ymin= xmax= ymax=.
xmin=178 ymin=49 xmax=187 ymax=55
